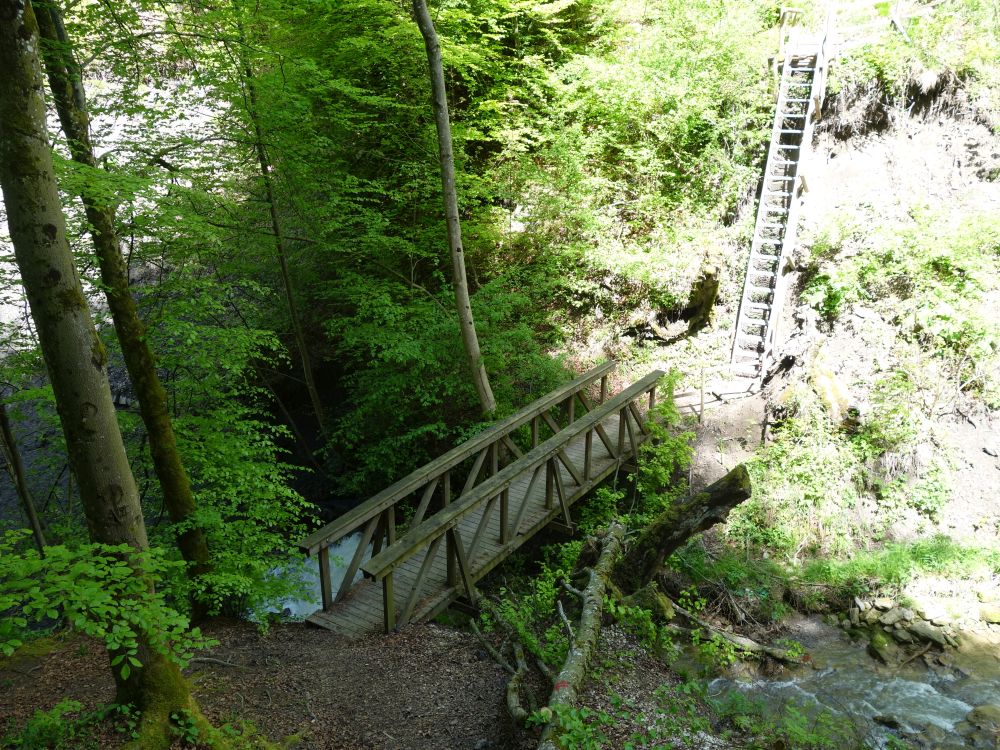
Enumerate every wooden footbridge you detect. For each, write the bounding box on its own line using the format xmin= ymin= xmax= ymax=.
xmin=298 ymin=362 xmax=662 ymax=636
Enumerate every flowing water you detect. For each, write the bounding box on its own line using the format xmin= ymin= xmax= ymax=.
xmin=707 ymin=616 xmax=1000 ymax=748
xmin=270 ymin=533 xmax=367 ymax=619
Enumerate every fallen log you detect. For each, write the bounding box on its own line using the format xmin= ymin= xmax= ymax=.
xmin=613 ymin=464 xmax=752 ymax=593
xmin=537 ymin=522 xmax=625 ymax=749
xmin=670 ymin=600 xmax=807 ymax=665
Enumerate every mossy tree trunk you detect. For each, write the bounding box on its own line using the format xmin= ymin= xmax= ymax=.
xmin=33 ymin=3 xmax=212 ymax=614
xmin=0 ymin=3 xmax=199 ymax=741
xmin=412 ymin=0 xmax=497 ymax=416
xmin=613 ymin=464 xmax=752 ymax=593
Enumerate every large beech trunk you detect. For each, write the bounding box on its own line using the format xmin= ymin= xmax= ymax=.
xmin=412 ymin=0 xmax=497 ymax=416
xmin=613 ymin=464 xmax=752 ymax=593
xmin=34 ymin=3 xmax=211 ymax=605
xmin=0 ymin=2 xmax=196 ymax=739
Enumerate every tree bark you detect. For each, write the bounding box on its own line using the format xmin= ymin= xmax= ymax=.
xmin=0 ymin=399 xmax=47 ymax=554
xmin=613 ymin=464 xmax=752 ymax=593
xmin=34 ymin=3 xmax=212 ymax=609
xmin=412 ymin=0 xmax=496 ymax=416
xmin=0 ymin=2 xmax=198 ymax=738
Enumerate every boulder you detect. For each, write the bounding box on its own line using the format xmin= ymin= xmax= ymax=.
xmin=868 ymin=630 xmax=899 ymax=664
xmin=873 ymin=597 xmax=895 ymax=611
xmin=864 ymin=608 xmax=881 ymax=625
xmin=879 ymin=607 xmax=906 ymax=626
xmin=849 ymin=607 xmax=860 ymax=627
xmin=908 ymin=620 xmax=948 ymax=647
xmin=623 ymin=582 xmax=675 ymax=623
xmin=891 ymin=628 xmax=914 ymax=644
xmin=966 ymin=705 xmax=1000 ymax=730
xmin=979 ymin=604 xmax=1000 ymax=624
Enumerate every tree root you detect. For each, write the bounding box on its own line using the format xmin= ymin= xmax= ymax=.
xmin=470 ymin=620 xmax=515 ymax=675
xmin=537 ymin=522 xmax=625 ymax=749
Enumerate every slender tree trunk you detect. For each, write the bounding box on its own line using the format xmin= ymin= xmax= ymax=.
xmin=33 ymin=4 xmax=212 ymax=610
xmin=0 ymin=2 xmax=197 ymax=734
xmin=0 ymin=399 xmax=47 ymax=554
xmin=412 ymin=0 xmax=497 ymax=416
xmin=231 ymin=3 xmax=326 ymax=435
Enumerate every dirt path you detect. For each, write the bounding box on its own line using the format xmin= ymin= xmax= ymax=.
xmin=1 ymin=622 xmax=535 ymax=750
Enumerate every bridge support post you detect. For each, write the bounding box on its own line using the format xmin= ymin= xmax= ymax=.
xmin=444 ymin=471 xmax=457 ymax=586
xmin=383 ymin=573 xmax=395 ymax=632
xmin=318 ymin=546 xmax=333 ymax=611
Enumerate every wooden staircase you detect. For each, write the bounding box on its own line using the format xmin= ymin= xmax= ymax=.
xmin=731 ymin=29 xmax=829 ymax=381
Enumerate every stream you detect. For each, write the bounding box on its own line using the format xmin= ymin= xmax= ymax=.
xmin=707 ymin=616 xmax=1000 ymax=748
xmin=271 ymin=533 xmax=367 ymax=619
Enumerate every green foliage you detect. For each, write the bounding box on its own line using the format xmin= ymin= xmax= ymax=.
xmin=669 ymin=545 xmax=791 ymax=623
xmin=0 ymin=531 xmax=211 ymax=675
xmin=1 ymin=700 xmax=84 ymax=750
xmin=0 ymin=701 xmax=143 ymax=749
xmin=490 ymin=539 xmax=584 ymax=666
xmin=529 ymin=704 xmax=612 ymax=750
xmin=734 ymin=392 xmax=863 ymax=558
xmin=797 ymin=535 xmax=1000 ymax=600
xmin=169 ymin=710 xmax=201 ymax=746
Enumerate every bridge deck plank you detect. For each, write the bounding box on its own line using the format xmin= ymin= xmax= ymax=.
xmin=307 ymin=411 xmax=629 ymax=636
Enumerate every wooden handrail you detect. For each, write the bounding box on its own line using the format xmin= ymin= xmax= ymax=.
xmin=298 ymin=361 xmax=616 ymax=555
xmin=361 ymin=369 xmax=664 ymax=581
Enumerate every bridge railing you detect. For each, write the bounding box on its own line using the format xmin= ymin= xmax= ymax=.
xmin=361 ymin=369 xmax=664 ymax=632
xmin=298 ymin=361 xmax=618 ymax=612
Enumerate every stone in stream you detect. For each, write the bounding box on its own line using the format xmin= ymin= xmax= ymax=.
xmin=848 ymin=607 xmax=860 ymax=627
xmin=873 ymin=597 xmax=895 ymax=611
xmin=868 ymin=629 xmax=900 ymax=664
xmin=908 ymin=620 xmax=948 ymax=646
xmin=967 ymin=704 xmax=1000 ymax=730
xmin=891 ymin=628 xmax=914 ymax=644
xmin=864 ymin=607 xmax=881 ymax=625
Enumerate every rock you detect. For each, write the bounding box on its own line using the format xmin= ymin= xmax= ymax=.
xmin=880 ymin=607 xmax=906 ymax=626
xmin=873 ymin=715 xmax=903 ymax=729
xmin=868 ymin=630 xmax=900 ymax=664
xmin=966 ymin=705 xmax=1000 ymax=730
xmin=855 ymin=596 xmax=871 ymax=612
xmin=849 ymin=607 xmax=860 ymax=627
xmin=864 ymin=608 xmax=881 ymax=625
xmin=891 ymin=628 xmax=914 ymax=644
xmin=908 ymin=620 xmax=948 ymax=646
xmin=873 ymin=597 xmax=895 ymax=611
xmin=623 ymin=582 xmax=675 ymax=623
xmin=979 ymin=604 xmax=1000 ymax=624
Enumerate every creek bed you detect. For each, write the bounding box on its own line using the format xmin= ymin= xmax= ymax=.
xmin=707 ymin=616 xmax=1000 ymax=748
